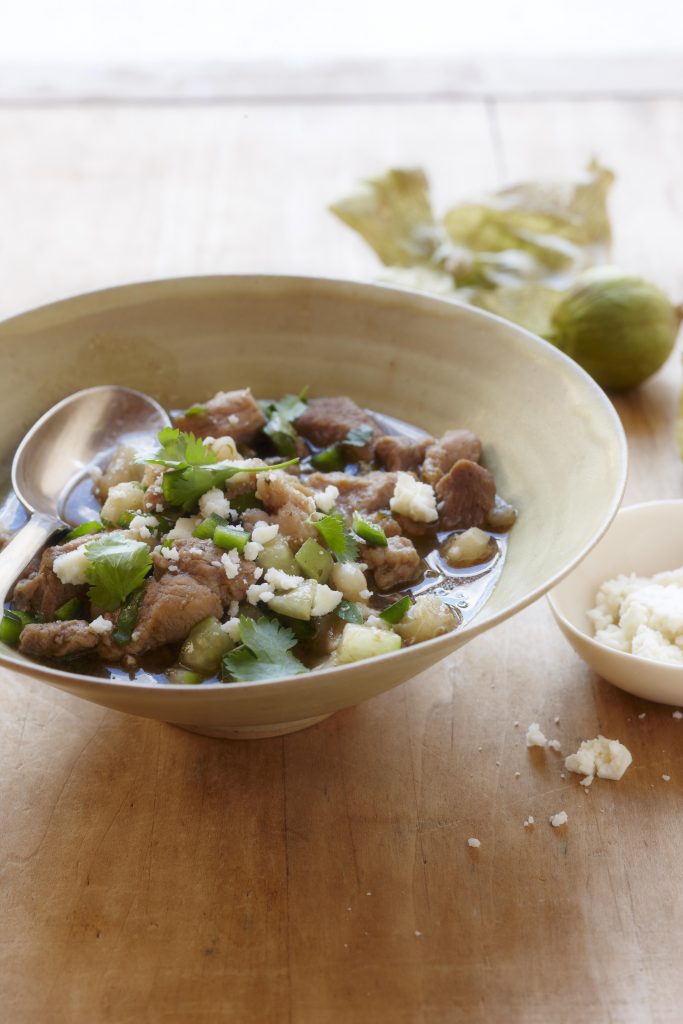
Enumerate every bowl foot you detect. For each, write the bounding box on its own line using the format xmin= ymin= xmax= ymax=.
xmin=173 ymin=712 xmax=334 ymax=740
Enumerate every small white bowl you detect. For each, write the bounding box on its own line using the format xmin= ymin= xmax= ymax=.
xmin=548 ymin=500 xmax=683 ymax=705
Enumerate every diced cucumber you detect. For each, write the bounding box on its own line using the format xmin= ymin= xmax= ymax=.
xmin=179 ymin=615 xmax=237 ymax=672
xmin=256 ymin=535 xmax=299 ymax=574
xmin=295 ymin=537 xmax=333 ymax=583
xmin=267 ymin=580 xmax=317 ymax=621
xmin=336 ymin=623 xmax=401 ymax=664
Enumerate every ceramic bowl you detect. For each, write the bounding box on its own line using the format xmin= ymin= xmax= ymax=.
xmin=0 ymin=276 xmax=627 ymax=737
xmin=548 ymin=500 xmax=683 ymax=706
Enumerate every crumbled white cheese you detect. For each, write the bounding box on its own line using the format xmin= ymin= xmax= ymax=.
xmin=565 ymin=736 xmax=632 ymax=782
xmin=251 ymin=521 xmax=279 ymax=545
xmin=163 ymin=546 xmax=181 ymax=562
xmin=228 ymin=600 xmax=239 ymax=618
xmin=314 ymin=485 xmax=340 ymax=513
xmin=547 ymin=739 xmax=562 ymax=753
xmin=523 ymin=816 xmax=534 ymax=828
xmin=311 ymin=583 xmax=343 ymax=616
xmin=53 ymin=546 xmax=90 ymax=585
xmin=221 ymin=550 xmax=240 ymax=579
xmin=674 ymin=710 xmax=683 ymax=719
xmin=243 ymin=541 xmax=263 ymax=561
xmin=220 ymin=617 xmax=242 ymax=642
xmin=199 ymin=488 xmax=231 ymax=519
xmin=210 ymin=435 xmax=239 ymax=461
xmin=365 ymin=614 xmax=392 ymax=631
xmin=467 ymin=838 xmax=481 ymax=848
xmin=525 ymin=722 xmax=547 ymax=748
xmin=101 ymin=480 xmax=144 ymax=526
xmin=549 ymin=811 xmax=568 ymax=828
xmin=638 ymin=712 xmax=647 ymax=719
xmin=389 ymin=472 xmax=438 ymax=523
xmin=554 ymin=716 xmax=560 ymax=725
xmin=514 ymin=771 xmax=521 ymax=778
xmin=228 ymin=414 xmax=239 ymax=425
xmin=165 ymin=516 xmax=200 ymax=541
xmin=128 ymin=514 xmax=158 ymax=540
xmin=155 ymin=503 xmax=165 ymax=514
xmin=253 ymin=567 xmax=264 ymax=580
xmin=89 ymin=615 xmax=113 ymax=635
xmin=264 ymin=568 xmax=304 ymax=591
xmin=662 ymin=774 xmax=671 ymax=782
xmin=588 ymin=567 xmax=683 ymax=663
xmin=246 ymin=583 xmax=275 ymax=605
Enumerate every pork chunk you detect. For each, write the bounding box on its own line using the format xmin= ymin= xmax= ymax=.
xmin=295 ymin=397 xmax=380 ymax=459
xmin=375 ymin=435 xmax=433 ymax=472
xmin=436 ymin=459 xmax=496 ymax=530
xmin=305 ymin=471 xmax=397 ymax=515
xmin=255 ymin=471 xmax=317 ymax=550
xmin=13 ymin=536 xmax=90 ymax=620
xmin=422 ymin=430 xmax=482 ymax=484
xmin=100 ymin=573 xmax=222 ymax=660
xmin=363 ymin=535 xmax=422 ymax=591
xmin=19 ymin=620 xmax=99 ymax=659
xmin=173 ymin=388 xmax=266 ymax=446
xmin=153 ymin=538 xmax=258 ymax=605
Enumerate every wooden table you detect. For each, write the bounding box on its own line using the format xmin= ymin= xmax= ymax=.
xmin=1 ymin=94 xmax=683 ymax=1024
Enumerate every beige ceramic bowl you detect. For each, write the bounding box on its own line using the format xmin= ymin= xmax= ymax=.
xmin=548 ymin=501 xmax=683 ymax=705
xmin=0 ymin=276 xmax=627 ymax=737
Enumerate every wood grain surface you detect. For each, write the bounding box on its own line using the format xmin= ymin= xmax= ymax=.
xmin=1 ymin=96 xmax=682 ymax=1024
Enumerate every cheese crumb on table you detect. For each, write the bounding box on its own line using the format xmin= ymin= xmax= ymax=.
xmin=523 ymin=816 xmax=534 ymax=828
xmin=525 ymin=722 xmax=547 ymax=748
xmin=547 ymin=739 xmax=562 ymax=753
xmin=662 ymin=774 xmax=671 ymax=782
xmin=565 ymin=736 xmax=632 ymax=782
xmin=467 ymin=838 xmax=481 ymax=849
xmin=638 ymin=712 xmax=647 ymax=719
xmin=549 ymin=811 xmax=568 ymax=828
xmin=674 ymin=710 xmax=683 ymax=719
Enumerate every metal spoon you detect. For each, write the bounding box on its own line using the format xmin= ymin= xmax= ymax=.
xmin=0 ymin=385 xmax=171 ymax=607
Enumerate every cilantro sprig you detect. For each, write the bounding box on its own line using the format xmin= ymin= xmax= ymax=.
xmin=84 ymin=535 xmax=153 ymax=611
xmin=222 ymin=616 xmax=309 ymax=681
xmin=260 ymin=388 xmax=308 ymax=458
xmin=312 ymin=511 xmax=359 ymax=564
xmin=144 ymin=428 xmax=299 ymax=512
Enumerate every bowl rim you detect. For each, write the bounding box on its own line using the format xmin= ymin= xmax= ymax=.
xmin=547 ymin=498 xmax=683 ymax=673
xmin=0 ymin=272 xmax=629 ymax=693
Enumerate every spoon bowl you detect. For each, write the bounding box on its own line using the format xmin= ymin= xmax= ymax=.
xmin=0 ymin=385 xmax=170 ymax=605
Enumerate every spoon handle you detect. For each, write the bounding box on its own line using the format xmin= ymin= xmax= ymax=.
xmin=0 ymin=512 xmax=64 ymax=608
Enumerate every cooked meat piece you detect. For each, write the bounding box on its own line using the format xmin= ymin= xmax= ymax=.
xmin=306 ymin=471 xmax=397 ymax=515
xmin=95 ymin=443 xmax=145 ymax=503
xmin=99 ymin=573 xmax=222 ymax=660
xmin=363 ymin=536 xmax=422 ymax=591
xmin=140 ymin=464 xmax=166 ymax=513
xmin=422 ymin=430 xmax=482 ymax=484
xmin=153 ymin=538 xmax=258 ymax=605
xmin=375 ymin=435 xmax=433 ymax=472
xmin=255 ymin=471 xmax=317 ymax=550
xmin=13 ymin=536 xmax=90 ymax=620
xmin=436 ymin=459 xmax=496 ymax=530
xmin=19 ymin=620 xmax=99 ymax=659
xmin=392 ymin=514 xmax=439 ymax=541
xmin=173 ymin=388 xmax=266 ymax=446
xmin=295 ymin=397 xmax=380 ymax=459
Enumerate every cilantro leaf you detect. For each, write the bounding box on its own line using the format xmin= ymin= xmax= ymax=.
xmin=163 ymin=458 xmax=299 ymax=513
xmin=146 ymin=428 xmax=217 ymax=468
xmin=85 ymin=535 xmax=152 ymax=611
xmin=312 ymin=511 xmax=359 ymax=564
xmin=345 ymin=425 xmax=374 ymax=448
xmin=336 ymin=599 xmax=363 ymax=624
xmin=261 ymin=390 xmax=309 ymax=458
xmin=222 ymin=616 xmax=309 ymax=681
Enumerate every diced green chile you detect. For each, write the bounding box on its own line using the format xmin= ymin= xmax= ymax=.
xmin=0 ymin=610 xmax=38 ymax=646
xmin=352 ymin=513 xmax=388 ymax=547
xmin=192 ymin=513 xmax=229 ymax=540
xmin=379 ymin=595 xmax=412 ymax=624
xmin=65 ymin=520 xmax=103 ymax=541
xmin=336 ymin=600 xmax=364 ymax=624
xmin=213 ymin=524 xmax=250 ymax=553
xmin=113 ymin=587 xmax=146 ymax=645
xmin=310 ymin=444 xmax=344 ymax=472
xmin=55 ymin=598 xmax=83 ymax=621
